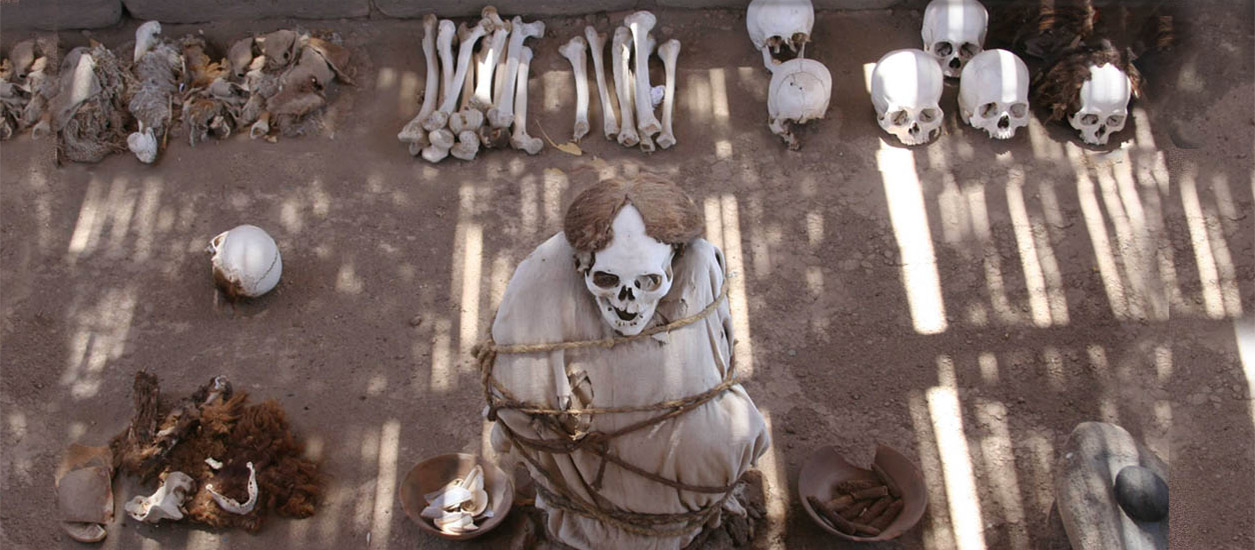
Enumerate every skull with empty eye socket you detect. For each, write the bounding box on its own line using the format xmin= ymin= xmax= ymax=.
xmin=921 ymin=0 xmax=988 ymax=78
xmin=582 ymin=205 xmax=675 ymax=336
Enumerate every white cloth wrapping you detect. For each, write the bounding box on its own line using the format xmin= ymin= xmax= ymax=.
xmin=488 ymin=234 xmax=770 ymax=550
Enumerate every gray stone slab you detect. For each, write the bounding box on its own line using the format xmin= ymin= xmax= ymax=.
xmin=0 ymin=0 xmax=122 ymax=31
xmin=373 ymin=1 xmax=637 ymax=19
xmin=121 ymin=0 xmax=370 ymax=24
xmin=1055 ymin=422 xmax=1169 ymax=550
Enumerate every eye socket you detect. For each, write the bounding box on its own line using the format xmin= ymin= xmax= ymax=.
xmin=592 ymin=271 xmax=620 ymax=289
xmin=891 ymin=110 xmax=909 ymax=126
xmin=980 ymin=102 xmax=998 ymax=118
xmin=933 ymin=42 xmax=953 ymax=57
xmin=1010 ymin=103 xmax=1027 ymax=117
xmin=919 ymin=108 xmax=938 ymax=123
xmin=1107 ymin=115 xmax=1124 ymax=127
xmin=1081 ymin=114 xmax=1099 ymax=126
xmin=638 ymin=274 xmax=663 ymax=291
xmin=959 ymin=43 xmax=980 ymax=59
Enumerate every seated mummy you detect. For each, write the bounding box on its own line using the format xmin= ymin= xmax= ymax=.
xmin=487 ymin=177 xmax=770 ymax=550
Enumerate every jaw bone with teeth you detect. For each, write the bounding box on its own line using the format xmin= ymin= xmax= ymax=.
xmin=582 ymin=205 xmax=675 ymax=336
xmin=872 ymin=49 xmax=945 ymax=146
xmin=921 ymin=0 xmax=988 ymax=78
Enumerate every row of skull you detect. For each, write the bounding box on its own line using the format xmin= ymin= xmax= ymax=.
xmin=875 ymin=0 xmax=1132 ymax=146
xmin=748 ymin=0 xmax=1135 ymax=147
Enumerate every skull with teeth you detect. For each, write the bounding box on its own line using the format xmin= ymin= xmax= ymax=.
xmin=1068 ymin=63 xmax=1132 ymax=146
xmin=583 ymin=206 xmax=675 ymax=336
xmin=959 ymin=49 xmax=1030 ymax=139
xmin=564 ymin=178 xmax=704 ymax=337
xmin=921 ymin=0 xmax=988 ymax=78
xmin=871 ymin=49 xmax=945 ymax=146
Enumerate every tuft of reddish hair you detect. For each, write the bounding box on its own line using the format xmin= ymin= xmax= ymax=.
xmin=563 ymin=174 xmax=703 ymax=253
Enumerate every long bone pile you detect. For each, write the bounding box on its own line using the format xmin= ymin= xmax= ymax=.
xmin=564 ymin=11 xmax=681 ymax=151
xmin=398 ymin=6 xmax=545 ymax=163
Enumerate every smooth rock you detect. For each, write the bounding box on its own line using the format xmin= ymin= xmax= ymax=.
xmin=1115 ymin=466 xmax=1169 ymax=522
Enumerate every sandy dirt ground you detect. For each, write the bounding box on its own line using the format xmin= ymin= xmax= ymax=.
xmin=2 ymin=3 xmax=1253 ymax=549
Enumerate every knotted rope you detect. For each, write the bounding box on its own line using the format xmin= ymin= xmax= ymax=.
xmin=475 ymin=275 xmax=743 ymax=537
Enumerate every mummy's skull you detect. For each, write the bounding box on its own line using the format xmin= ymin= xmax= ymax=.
xmin=1068 ymin=63 xmax=1131 ymax=146
xmin=583 ymin=205 xmax=675 ymax=336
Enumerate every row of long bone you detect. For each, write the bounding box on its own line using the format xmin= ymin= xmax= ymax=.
xmin=0 ymin=22 xmax=351 ymax=164
xmin=874 ymin=0 xmax=1139 ymax=147
xmin=556 ymin=11 xmax=681 ymax=151
xmin=396 ymin=9 xmax=545 ymax=163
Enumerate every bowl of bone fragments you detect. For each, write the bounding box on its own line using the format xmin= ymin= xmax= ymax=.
xmin=798 ymin=444 xmax=927 ymax=541
xmin=399 ymin=453 xmax=514 ymax=541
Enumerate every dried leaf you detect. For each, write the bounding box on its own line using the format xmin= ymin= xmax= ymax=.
xmin=538 ymin=123 xmax=581 ymax=156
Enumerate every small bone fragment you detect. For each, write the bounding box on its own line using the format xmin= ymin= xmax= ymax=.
xmin=656 ymin=39 xmax=680 ymax=149
xmin=206 ymin=457 xmax=223 ymax=470
xmin=206 ymin=462 xmax=258 ymax=515
xmin=451 ymin=130 xmax=480 ymax=160
xmin=488 ymin=16 xmax=545 ymax=129
xmin=558 ymin=36 xmax=589 ymax=142
xmin=509 ymin=47 xmax=542 ymax=155
xmin=125 ymin=471 xmax=195 ymax=523
xmin=625 ymin=11 xmax=662 ymax=137
xmin=249 ymin=111 xmax=270 ymax=139
xmin=422 ymin=128 xmax=454 ymax=162
xmin=471 ymin=7 xmax=510 ymax=110
xmin=584 ymin=26 xmax=619 ymax=139
xmin=425 ymin=21 xmax=484 ymax=131
xmin=611 ymin=27 xmax=638 ymax=147
xmin=399 ymin=14 xmax=440 ymax=145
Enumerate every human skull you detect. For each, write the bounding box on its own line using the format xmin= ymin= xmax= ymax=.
xmin=582 ymin=205 xmax=675 ymax=336
xmin=871 ymin=49 xmax=944 ymax=146
xmin=959 ymin=49 xmax=1030 ymax=139
xmin=765 ymin=52 xmax=832 ymax=150
xmin=921 ymin=0 xmax=988 ymax=78
xmin=1068 ymin=63 xmax=1131 ymax=146
xmin=747 ymin=0 xmax=815 ymax=56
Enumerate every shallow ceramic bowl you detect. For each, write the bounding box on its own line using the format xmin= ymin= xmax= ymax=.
xmin=398 ymin=453 xmax=514 ymax=541
xmin=798 ymin=444 xmax=928 ymax=542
